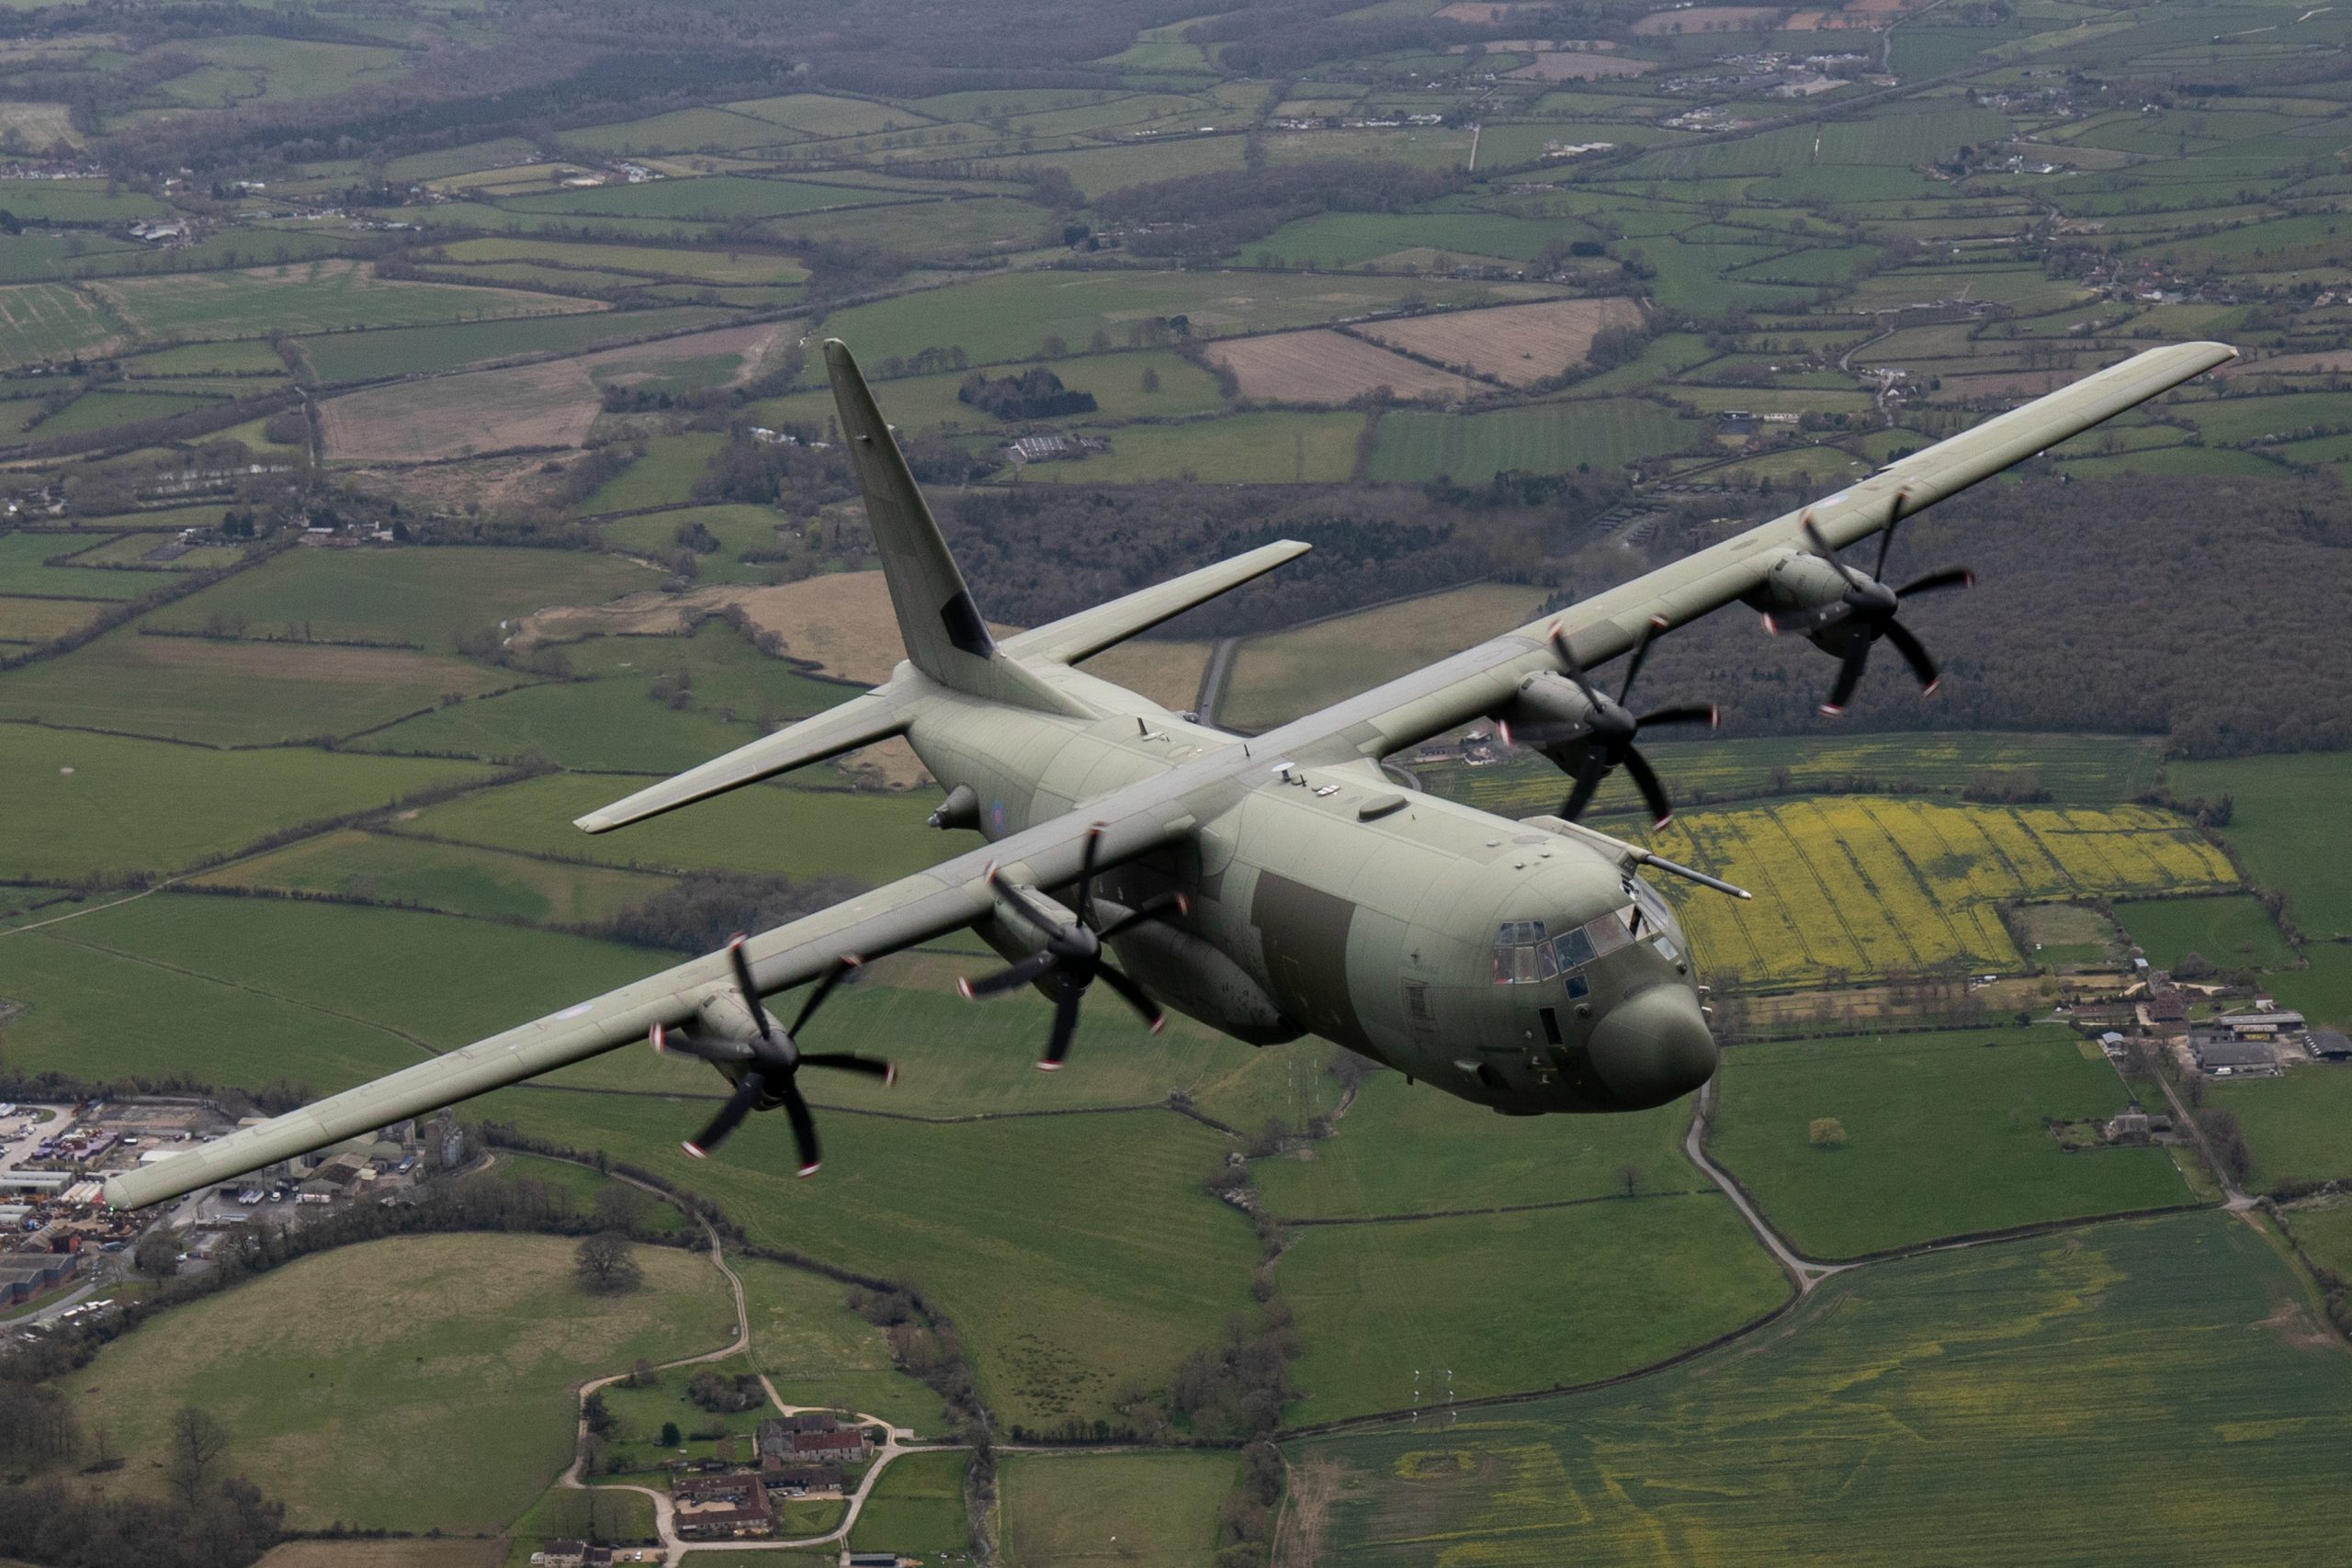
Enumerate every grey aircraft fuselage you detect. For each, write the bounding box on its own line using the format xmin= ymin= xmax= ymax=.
xmin=906 ymin=663 xmax=1719 ymax=1118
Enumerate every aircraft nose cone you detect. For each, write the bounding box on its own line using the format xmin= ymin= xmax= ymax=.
xmin=1589 ymin=985 xmax=1718 ymax=1110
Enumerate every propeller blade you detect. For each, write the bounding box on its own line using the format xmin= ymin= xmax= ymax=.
xmin=725 ymin=937 xmax=775 ymax=1045
xmin=1094 ymin=964 xmax=1167 ymax=1033
xmin=957 ymin=951 xmax=1057 ymax=999
xmin=1763 ymin=601 xmax=1851 ymax=637
xmin=1075 ymin=824 xmax=1103 ymax=929
xmin=1872 ymin=513 xmax=1900 ymax=580
xmin=1801 ymin=512 xmax=1864 ymax=589
xmin=1560 ymin=748 xmax=1610 ymax=822
xmin=1621 ymin=747 xmax=1674 ymax=828
xmin=1820 ymin=637 xmax=1872 ymax=716
xmin=788 ymin=955 xmax=861 ymax=1038
xmin=1896 ymin=566 xmax=1973 ymax=598
xmin=780 ymin=1079 xmax=820 ymax=1176
xmin=1882 ymin=619 xmax=1941 ymax=694
xmin=1636 ymin=703 xmax=1717 ymax=730
xmin=1097 ymin=891 xmax=1188 ymax=941
xmin=798 ymin=1051 xmax=896 ymax=1086
xmin=1547 ymin=624 xmax=1600 ymax=706
xmin=1040 ymin=975 xmax=1085 ymax=1070
xmin=1615 ymin=617 xmax=1660 ymax=706
xmin=683 ymin=1071 xmax=764 ymax=1159
xmin=651 ymin=1023 xmax=752 ymax=1064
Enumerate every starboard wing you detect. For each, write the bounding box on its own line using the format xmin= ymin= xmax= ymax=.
xmin=1282 ymin=340 xmax=2235 ymax=765
xmin=105 ymin=806 xmax=1194 ymax=1209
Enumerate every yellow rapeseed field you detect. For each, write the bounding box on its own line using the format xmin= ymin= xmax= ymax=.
xmin=1645 ymin=798 xmax=2236 ymax=989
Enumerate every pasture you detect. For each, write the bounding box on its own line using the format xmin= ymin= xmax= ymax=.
xmin=1016 ymin=411 xmax=1363 ymax=485
xmin=2169 ymin=751 xmax=2352 ymax=940
xmin=1365 ymin=398 xmax=1707 ymax=483
xmin=383 ymin=772 xmax=950 ymax=883
xmin=1279 ymin=1194 xmax=1785 ymax=1421
xmin=91 ymin=260 xmax=597 ymax=344
xmin=583 ymin=432 xmax=725 ymax=513
xmin=294 ymin=306 xmax=729 ymax=385
xmin=0 ymin=533 xmax=158 ymax=599
xmin=843 ymin=1451 xmax=969 ymax=1555
xmin=350 ymin=670 xmax=765 ymax=773
xmin=1646 ymin=798 xmax=2241 ymax=988
xmin=0 ymin=282 xmax=125 ymax=367
xmin=144 ymin=547 xmax=656 ymax=653
xmin=1217 ymin=583 xmax=1552 ymax=732
xmin=1290 ymin=1213 xmax=2352 ymax=1566
xmin=2209 ymin=1067 xmax=2352 ymax=1189
xmin=64 ymin=1234 xmax=729 ymax=1533
xmin=754 ymin=347 xmax=1227 ymax=434
xmin=1709 ymin=1028 xmax=2191 ymax=1258
xmin=187 ymin=828 xmax=667 ymax=926
xmin=0 ymin=633 xmax=517 ymax=746
xmin=2113 ymin=894 xmax=2297 ymax=973
xmin=484 ymin=1089 xmax=1261 ymax=1433
xmin=0 ymin=595 xmax=105 ymax=643
xmin=734 ymin=1257 xmax=951 ymax=1434
xmin=500 ymin=175 xmax=901 ymax=220
xmin=997 ymin=1452 xmax=1238 ymax=1568
xmin=432 ymin=237 xmax=809 ymax=287
xmin=0 ymin=724 xmax=494 ymax=886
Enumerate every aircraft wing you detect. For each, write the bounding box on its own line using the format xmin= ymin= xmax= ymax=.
xmin=104 ymin=806 xmax=1193 ymax=1209
xmin=1287 ymin=340 xmax=2235 ymax=764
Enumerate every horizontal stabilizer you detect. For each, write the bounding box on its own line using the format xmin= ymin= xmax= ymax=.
xmin=1003 ymin=539 xmax=1310 ymax=666
xmin=575 ymin=691 xmax=906 ymax=833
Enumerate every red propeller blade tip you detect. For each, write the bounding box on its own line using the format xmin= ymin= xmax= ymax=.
xmin=1761 ymin=614 xmax=1780 ymax=636
xmin=1818 ymin=703 xmax=1845 ymax=717
xmin=884 ymin=1064 xmax=899 ymax=1088
xmin=650 ymin=1023 xmax=665 ymax=1053
xmin=955 ymin=977 xmax=976 ymax=1000
xmin=1653 ymin=813 xmax=1673 ymax=829
xmin=1174 ymin=894 xmax=1190 ymax=917
xmin=1708 ymin=705 xmax=1722 ymax=730
xmin=1149 ymin=1017 xmax=1167 ymax=1035
xmin=1497 ymin=720 xmax=1512 ymax=746
xmin=1649 ymin=614 xmax=1669 ymax=630
xmin=1923 ymin=678 xmax=1942 ymax=698
xmin=681 ymin=1142 xmax=707 ymax=1159
xmin=1035 ymin=1059 xmax=1062 ymax=1073
xmin=797 ymin=1161 xmax=821 ymax=1179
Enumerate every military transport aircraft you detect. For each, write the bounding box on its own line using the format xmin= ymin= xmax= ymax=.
xmin=106 ymin=336 xmax=2235 ymax=1210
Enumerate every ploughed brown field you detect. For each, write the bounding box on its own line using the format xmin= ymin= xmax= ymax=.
xmin=1351 ymin=297 xmax=1641 ymax=388
xmin=1204 ymin=328 xmax=1468 ymax=404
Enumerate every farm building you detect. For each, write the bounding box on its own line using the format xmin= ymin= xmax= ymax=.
xmin=2311 ymin=1029 xmax=2351 ymax=1060
xmin=758 ymin=1412 xmax=874 ymax=1463
xmin=0 ymin=1251 xmax=79 ymax=1306
xmin=2212 ymin=1010 xmax=2305 ymax=1039
xmin=2191 ymin=1036 xmax=2278 ymax=1076
xmin=762 ymin=1462 xmax=842 ymax=1496
xmin=671 ymin=1472 xmax=773 ymax=1540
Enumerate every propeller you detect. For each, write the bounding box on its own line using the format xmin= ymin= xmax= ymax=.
xmin=651 ymin=939 xmax=893 ymax=1174
xmin=957 ymin=825 xmax=1187 ymax=1070
xmin=1501 ymin=615 xmax=1717 ymax=828
xmin=1764 ymin=501 xmax=1973 ymax=716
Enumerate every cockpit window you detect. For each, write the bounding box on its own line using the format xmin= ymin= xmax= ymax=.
xmin=1491 ymin=921 xmax=1549 ymax=983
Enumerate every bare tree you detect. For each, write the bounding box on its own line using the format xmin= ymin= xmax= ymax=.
xmin=167 ymin=1404 xmax=229 ymax=1506
xmin=1615 ymin=1163 xmax=1642 ymax=1198
xmin=575 ymin=1233 xmax=642 ymax=1294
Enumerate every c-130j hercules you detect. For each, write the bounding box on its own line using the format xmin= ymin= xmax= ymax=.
xmin=108 ymin=337 xmax=2235 ymax=1210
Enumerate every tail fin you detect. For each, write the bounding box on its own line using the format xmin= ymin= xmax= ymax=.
xmin=825 ymin=339 xmax=1076 ymax=714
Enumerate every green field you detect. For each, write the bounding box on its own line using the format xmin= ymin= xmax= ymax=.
xmin=0 ymin=282 xmax=124 ymax=368
xmin=845 ymin=1450 xmax=969 ymax=1555
xmin=94 ymin=261 xmax=595 ymax=343
xmin=2169 ymin=751 xmax=2352 ymax=940
xmin=502 ymin=175 xmax=901 ymax=220
xmin=350 ymin=674 xmax=766 ymax=773
xmin=143 ymin=547 xmax=657 ymax=653
xmin=2209 ymin=1067 xmax=2352 ymax=1189
xmin=384 ymin=772 xmax=949 ymax=883
xmin=1021 ymin=411 xmax=1364 ymax=485
xmin=1252 ymin=1071 xmax=1693 ymax=1221
xmin=582 ymin=432 xmax=725 ymax=513
xmin=187 ymin=827 xmax=668 ymax=925
xmin=65 ymin=1234 xmax=729 ymax=1532
xmin=0 ymin=532 xmax=164 ymax=599
xmin=2114 ymin=895 xmax=2298 ymax=973
xmin=1280 ymin=1193 xmax=1786 ymax=1423
xmin=735 ymin=1256 xmax=953 ymax=1434
xmin=0 ymin=632 xmax=517 ymax=746
xmin=751 ymin=347 xmax=1227 ymax=434
xmin=998 ymin=1451 xmax=1237 ymax=1568
xmin=1366 ymin=398 xmax=1709 ymax=483
xmin=295 ymin=306 xmax=729 ymax=385
xmin=1709 ymin=1028 xmax=2191 ymax=1258
xmin=1290 ymin=1213 xmax=2352 ymax=1565
xmin=0 ymin=724 xmax=495 ymax=886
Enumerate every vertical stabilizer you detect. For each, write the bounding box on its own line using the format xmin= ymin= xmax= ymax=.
xmin=825 ymin=339 xmax=1075 ymax=713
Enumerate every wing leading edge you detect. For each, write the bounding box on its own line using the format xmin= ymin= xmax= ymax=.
xmin=105 ymin=807 xmax=1193 ymax=1209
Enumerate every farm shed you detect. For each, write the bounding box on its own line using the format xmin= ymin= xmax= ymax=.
xmin=2310 ymin=1029 xmax=2351 ymax=1060
xmin=2191 ymin=1037 xmax=2277 ymax=1074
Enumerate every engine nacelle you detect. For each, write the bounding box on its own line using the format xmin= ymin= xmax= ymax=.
xmin=1742 ymin=548 xmax=1869 ymax=652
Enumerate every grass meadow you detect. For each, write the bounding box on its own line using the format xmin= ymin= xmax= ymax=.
xmin=350 ymin=675 xmax=766 ymax=773
xmin=997 ymin=1451 xmax=1237 ymax=1568
xmin=68 ymin=1234 xmax=729 ymax=1533
xmin=2208 ymin=1067 xmax=2352 ymax=1188
xmin=1708 ymin=1028 xmax=2191 ymax=1258
xmin=1365 ymin=398 xmax=1710 ymax=484
xmin=0 ymin=724 xmax=495 ymax=885
xmin=143 ymin=547 xmax=657 ymax=653
xmin=2113 ymin=894 xmax=2297 ymax=972
xmin=186 ymin=828 xmax=668 ymax=926
xmin=1277 ymin=1194 xmax=1787 ymax=1423
xmin=733 ymin=1256 xmax=952 ymax=1433
xmin=1217 ymin=582 xmax=1551 ymax=731
xmin=1290 ymin=1213 xmax=2352 ymax=1566
xmin=294 ymin=306 xmax=730 ymax=384
xmin=844 ymin=1450 xmax=969 ymax=1555
xmin=2169 ymin=751 xmax=2352 ymax=940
